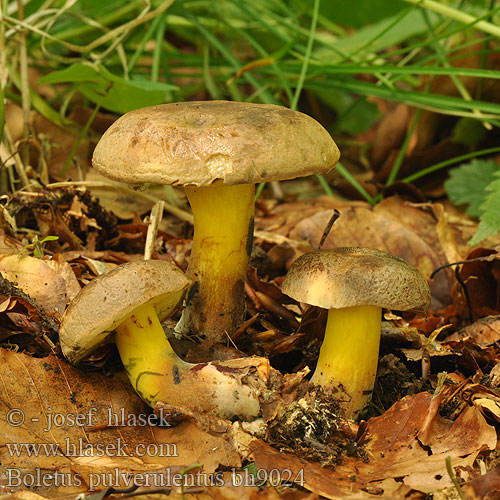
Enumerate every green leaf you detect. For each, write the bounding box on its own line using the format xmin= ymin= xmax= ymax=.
xmin=452 ymin=117 xmax=488 ymax=146
xmin=444 ymin=159 xmax=499 ymax=217
xmin=320 ymin=0 xmax=407 ymax=28
xmin=41 ymin=64 xmax=178 ymax=114
xmin=40 ymin=235 xmax=59 ymax=243
xmin=315 ymin=10 xmax=440 ymax=62
xmin=79 ymin=80 xmax=175 ymax=114
xmin=119 ymin=79 xmax=178 ymax=93
xmin=316 ymin=91 xmax=380 ymax=134
xmin=335 ymin=98 xmax=381 ymax=134
xmin=39 ymin=63 xmax=104 ymax=84
xmin=469 ymin=172 xmax=500 ymax=246
xmin=97 ymin=65 xmax=177 ymax=91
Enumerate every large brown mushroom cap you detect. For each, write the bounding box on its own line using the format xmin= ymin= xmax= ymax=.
xmin=92 ymin=101 xmax=340 ymax=186
xmin=59 ymin=260 xmax=190 ymax=364
xmin=282 ymin=247 xmax=430 ymax=312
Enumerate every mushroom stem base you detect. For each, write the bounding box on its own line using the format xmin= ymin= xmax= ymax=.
xmin=310 ymin=305 xmax=382 ymax=419
xmin=116 ymin=303 xmax=269 ymax=420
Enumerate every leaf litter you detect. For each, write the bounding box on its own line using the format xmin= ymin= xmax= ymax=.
xmin=1 ymin=182 xmax=500 ymax=499
xmin=3 ymin=89 xmax=500 ymax=500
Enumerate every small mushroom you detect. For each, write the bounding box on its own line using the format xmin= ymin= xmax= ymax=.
xmin=59 ymin=260 xmax=270 ymax=420
xmin=92 ymin=101 xmax=340 ymax=346
xmin=281 ymin=247 xmax=430 ymax=418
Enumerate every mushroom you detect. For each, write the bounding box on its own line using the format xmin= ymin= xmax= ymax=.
xmin=59 ymin=260 xmax=270 ymax=420
xmin=92 ymin=101 xmax=339 ymax=346
xmin=281 ymin=247 xmax=430 ymax=418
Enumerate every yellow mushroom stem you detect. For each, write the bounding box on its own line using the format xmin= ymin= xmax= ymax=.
xmin=115 ymin=302 xmax=268 ymax=420
xmin=310 ymin=305 xmax=382 ymax=419
xmin=176 ymin=182 xmax=255 ymax=345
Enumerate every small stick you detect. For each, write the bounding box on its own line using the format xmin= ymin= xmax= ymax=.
xmin=232 ymin=313 xmax=260 ymax=341
xmin=318 ymin=209 xmax=340 ymax=250
xmin=245 ymin=282 xmax=262 ymax=309
xmin=270 ymin=180 xmax=284 ymax=200
xmin=254 ymin=290 xmax=299 ymax=327
xmin=2 ymin=126 xmax=32 ymax=190
xmin=144 ymin=200 xmax=164 ymax=260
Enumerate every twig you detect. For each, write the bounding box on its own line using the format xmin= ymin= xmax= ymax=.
xmin=245 ymin=282 xmax=262 ymax=309
xmin=445 ymin=456 xmax=467 ymax=500
xmin=143 ymin=200 xmax=164 ymax=260
xmin=454 ymin=265 xmax=474 ymax=324
xmin=232 ymin=312 xmax=260 ymax=341
xmin=431 ymin=258 xmax=481 ymax=325
xmin=318 ymin=209 xmax=340 ymax=250
xmin=254 ymin=290 xmax=299 ymax=327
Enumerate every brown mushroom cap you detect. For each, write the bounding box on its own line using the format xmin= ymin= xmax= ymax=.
xmin=282 ymin=247 xmax=430 ymax=312
xmin=92 ymin=101 xmax=340 ymax=187
xmin=59 ymin=260 xmax=190 ymax=364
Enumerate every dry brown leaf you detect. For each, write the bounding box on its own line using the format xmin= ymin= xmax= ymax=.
xmin=446 ymin=316 xmax=500 ymax=347
xmin=429 ymin=202 xmax=464 ymax=265
xmin=0 ymin=255 xmax=79 ymax=315
xmin=288 ymin=197 xmax=454 ymax=309
xmin=250 ymin=391 xmax=496 ymax=499
xmin=0 ymin=231 xmax=24 ymax=255
xmin=256 ymin=197 xmax=362 ymax=242
xmin=462 ymin=465 xmax=500 ymax=499
xmin=206 ymin=476 xmax=318 ymax=499
xmin=85 ymin=170 xmax=188 ymax=221
xmin=0 ymin=349 xmax=243 ymax=497
xmin=455 ymin=249 xmax=500 ymax=318
xmin=0 ymin=492 xmax=52 ymax=500
xmin=4 ymin=103 xmax=25 ymax=143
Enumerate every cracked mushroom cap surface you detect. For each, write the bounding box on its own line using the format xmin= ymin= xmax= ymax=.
xmin=282 ymin=247 xmax=430 ymax=312
xmin=92 ymin=100 xmax=340 ymax=187
xmin=59 ymin=260 xmax=190 ymax=364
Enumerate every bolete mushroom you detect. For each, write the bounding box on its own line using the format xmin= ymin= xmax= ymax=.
xmin=92 ymin=101 xmax=340 ymax=346
xmin=281 ymin=247 xmax=430 ymax=418
xmin=59 ymin=260 xmax=270 ymax=420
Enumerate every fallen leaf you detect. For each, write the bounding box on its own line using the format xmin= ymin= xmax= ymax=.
xmin=250 ymin=391 xmax=496 ymax=499
xmin=0 ymin=349 xmax=243 ymax=496
xmin=462 ymin=465 xmax=500 ymax=499
xmin=0 ymin=255 xmax=79 ymax=315
xmin=446 ymin=315 xmax=500 ymax=347
xmin=288 ymin=197 xmax=454 ymax=308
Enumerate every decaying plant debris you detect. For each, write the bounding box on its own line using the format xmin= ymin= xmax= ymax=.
xmin=1 ymin=1 xmax=500 ymax=497
xmin=2 ymin=176 xmax=500 ymax=499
